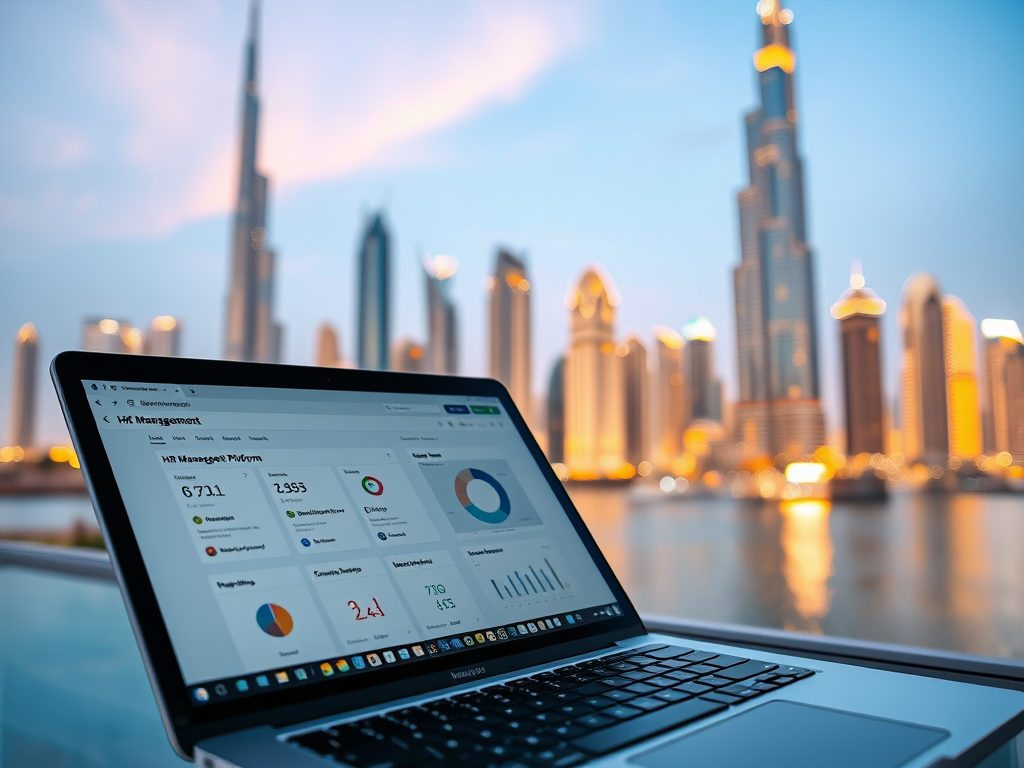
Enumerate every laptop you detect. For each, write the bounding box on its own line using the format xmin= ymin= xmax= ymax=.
xmin=52 ymin=351 xmax=1024 ymax=768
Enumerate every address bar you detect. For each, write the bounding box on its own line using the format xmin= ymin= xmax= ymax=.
xmin=100 ymin=411 xmax=452 ymax=432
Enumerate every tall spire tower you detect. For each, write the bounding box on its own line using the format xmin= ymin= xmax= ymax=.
xmin=732 ymin=0 xmax=824 ymax=461
xmin=224 ymin=1 xmax=282 ymax=363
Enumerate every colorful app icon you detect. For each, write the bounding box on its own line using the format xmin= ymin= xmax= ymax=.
xmin=193 ymin=516 xmax=203 ymax=524
xmin=497 ymin=628 xmax=508 ymax=640
xmin=205 ymin=546 xmax=217 ymax=557
xmin=545 ymin=619 xmax=554 ymax=630
xmin=351 ymin=656 xmax=366 ymax=669
xmin=475 ymin=633 xmax=486 ymax=644
xmin=193 ymin=687 xmax=209 ymax=702
xmin=300 ymin=538 xmax=311 ymax=547
xmin=377 ymin=532 xmax=387 ymax=541
xmin=295 ymin=668 xmax=308 ymax=681
xmin=565 ymin=614 xmax=575 ymax=625
xmin=235 ymin=679 xmax=249 ymax=692
xmin=275 ymin=671 xmax=289 ymax=684
xmin=214 ymin=683 xmax=228 ymax=696
xmin=256 ymin=675 xmax=270 ymax=687
xmin=507 ymin=626 xmax=518 ymax=637
xmin=412 ymin=645 xmax=425 ymax=657
xmin=428 ymin=643 xmax=440 ymax=654
xmin=361 ymin=476 xmax=384 ymax=496
xmin=336 ymin=659 xmax=350 ymax=672
xmin=517 ymin=624 xmax=528 ymax=635
xmin=437 ymin=640 xmax=450 ymax=652
xmin=527 ymin=623 xmax=538 ymax=633
xmin=383 ymin=651 xmax=396 ymax=664
xmin=320 ymin=662 xmax=335 ymax=677
xmin=367 ymin=653 xmax=382 ymax=667
xmin=398 ymin=648 xmax=410 ymax=660
xmin=286 ymin=510 xmax=296 ymax=518
xmin=552 ymin=617 xmax=562 ymax=627
xmin=451 ymin=638 xmax=464 ymax=649
xmin=463 ymin=635 xmax=474 ymax=646
xmin=486 ymin=631 xmax=497 ymax=642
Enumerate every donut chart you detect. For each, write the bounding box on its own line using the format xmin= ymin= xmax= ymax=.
xmin=454 ymin=468 xmax=511 ymax=525
xmin=255 ymin=602 xmax=294 ymax=637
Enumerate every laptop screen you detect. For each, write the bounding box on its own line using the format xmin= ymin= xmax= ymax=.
xmin=82 ymin=379 xmax=622 ymax=707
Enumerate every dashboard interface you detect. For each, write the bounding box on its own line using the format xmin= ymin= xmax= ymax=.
xmin=83 ymin=380 xmax=620 ymax=706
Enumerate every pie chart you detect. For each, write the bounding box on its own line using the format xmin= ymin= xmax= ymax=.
xmin=454 ymin=468 xmax=511 ymax=524
xmin=256 ymin=603 xmax=294 ymax=637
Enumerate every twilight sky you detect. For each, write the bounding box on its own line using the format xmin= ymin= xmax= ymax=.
xmin=1 ymin=0 xmax=1022 ymax=446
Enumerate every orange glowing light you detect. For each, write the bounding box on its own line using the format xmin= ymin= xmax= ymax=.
xmin=753 ymin=44 xmax=795 ymax=73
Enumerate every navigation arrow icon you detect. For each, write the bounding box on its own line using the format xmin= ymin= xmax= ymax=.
xmin=103 ymin=416 xmax=110 ymax=423
xmin=95 ymin=399 xmax=102 ymax=406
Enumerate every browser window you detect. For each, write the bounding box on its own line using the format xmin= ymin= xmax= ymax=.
xmin=83 ymin=380 xmax=619 ymax=705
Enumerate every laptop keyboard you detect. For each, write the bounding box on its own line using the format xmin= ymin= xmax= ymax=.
xmin=288 ymin=643 xmax=815 ymax=767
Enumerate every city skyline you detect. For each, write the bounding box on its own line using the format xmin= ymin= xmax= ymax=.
xmin=1 ymin=1 xmax=1022 ymax=446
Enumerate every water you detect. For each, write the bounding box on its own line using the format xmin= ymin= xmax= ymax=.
xmin=569 ymin=489 xmax=1024 ymax=660
xmin=0 ymin=495 xmax=96 ymax=532
xmin=2 ymin=490 xmax=1024 ymax=658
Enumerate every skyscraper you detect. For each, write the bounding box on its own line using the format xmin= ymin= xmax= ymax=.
xmin=830 ymin=270 xmax=886 ymax=456
xmin=980 ymin=319 xmax=1024 ymax=462
xmin=651 ymin=327 xmax=686 ymax=468
xmin=564 ymin=268 xmax=624 ymax=478
xmin=681 ymin=318 xmax=723 ymax=424
xmin=83 ymin=319 xmax=142 ymax=354
xmin=733 ymin=0 xmax=824 ymax=460
xmin=144 ymin=316 xmax=181 ymax=357
xmin=391 ymin=340 xmax=424 ymax=373
xmin=423 ymin=255 xmax=459 ymax=374
xmin=620 ymin=335 xmax=650 ymax=467
xmin=357 ymin=213 xmax=391 ymax=370
xmin=316 ymin=323 xmax=342 ymax=368
xmin=942 ymin=297 xmax=982 ymax=460
xmin=900 ymin=273 xmax=948 ymax=464
xmin=546 ymin=356 xmax=565 ymax=464
xmin=224 ymin=2 xmax=282 ymax=364
xmin=8 ymin=323 xmax=38 ymax=448
xmin=488 ymin=249 xmax=531 ymax=416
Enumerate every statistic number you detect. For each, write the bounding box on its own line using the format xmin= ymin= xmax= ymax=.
xmin=273 ymin=481 xmax=307 ymax=494
xmin=348 ymin=597 xmax=385 ymax=621
xmin=181 ymin=485 xmax=226 ymax=498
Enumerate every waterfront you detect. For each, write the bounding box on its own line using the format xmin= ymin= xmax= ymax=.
xmin=2 ymin=490 xmax=1023 ymax=659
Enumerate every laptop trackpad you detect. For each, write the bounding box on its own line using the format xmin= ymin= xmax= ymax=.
xmin=629 ymin=700 xmax=949 ymax=768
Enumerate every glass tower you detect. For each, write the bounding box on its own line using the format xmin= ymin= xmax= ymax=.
xmin=733 ymin=0 xmax=824 ymax=459
xmin=423 ymin=255 xmax=459 ymax=374
xmin=8 ymin=323 xmax=38 ymax=448
xmin=224 ymin=2 xmax=282 ymax=363
xmin=356 ymin=213 xmax=391 ymax=370
xmin=488 ymin=250 xmax=532 ymax=417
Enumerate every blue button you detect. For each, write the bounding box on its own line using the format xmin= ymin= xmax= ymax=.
xmin=444 ymin=404 xmax=470 ymax=414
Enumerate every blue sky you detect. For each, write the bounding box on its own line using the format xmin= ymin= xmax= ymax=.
xmin=1 ymin=0 xmax=1022 ymax=445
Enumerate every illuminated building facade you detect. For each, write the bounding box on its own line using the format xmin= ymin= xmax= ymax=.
xmin=224 ymin=4 xmax=282 ymax=363
xmin=733 ymin=0 xmax=824 ymax=459
xmin=830 ymin=271 xmax=886 ymax=455
xmin=621 ymin=335 xmax=650 ymax=467
xmin=83 ymin=318 xmax=142 ymax=354
xmin=682 ymin=318 xmax=723 ymax=424
xmin=900 ymin=273 xmax=948 ymax=463
xmin=981 ymin=319 xmax=1024 ymax=462
xmin=357 ymin=213 xmax=392 ymax=370
xmin=546 ymin=356 xmax=565 ymax=464
xmin=424 ymin=255 xmax=459 ymax=374
xmin=316 ymin=323 xmax=342 ymax=368
xmin=488 ymin=250 xmax=531 ymax=416
xmin=942 ymin=297 xmax=982 ymax=459
xmin=391 ymin=340 xmax=424 ymax=373
xmin=564 ymin=268 xmax=624 ymax=477
xmin=9 ymin=323 xmax=38 ymax=448
xmin=144 ymin=316 xmax=181 ymax=357
xmin=652 ymin=327 xmax=686 ymax=468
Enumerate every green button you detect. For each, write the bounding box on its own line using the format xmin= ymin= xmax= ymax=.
xmin=470 ymin=405 xmax=500 ymax=415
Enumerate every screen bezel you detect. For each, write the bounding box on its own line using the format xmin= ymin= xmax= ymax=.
xmin=51 ymin=351 xmax=646 ymax=757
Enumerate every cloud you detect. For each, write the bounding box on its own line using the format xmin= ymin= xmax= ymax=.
xmin=0 ymin=0 xmax=593 ymax=240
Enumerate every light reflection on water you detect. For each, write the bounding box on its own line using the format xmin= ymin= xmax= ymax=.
xmin=568 ymin=487 xmax=1024 ymax=660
